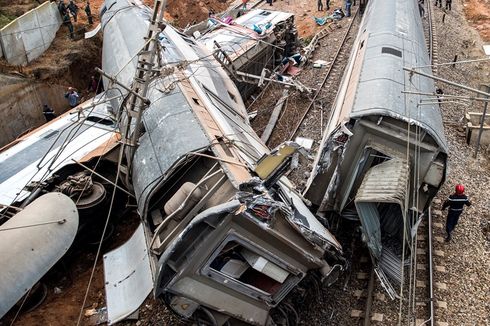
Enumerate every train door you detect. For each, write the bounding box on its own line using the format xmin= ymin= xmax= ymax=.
xmin=354 ymin=158 xmax=411 ymax=299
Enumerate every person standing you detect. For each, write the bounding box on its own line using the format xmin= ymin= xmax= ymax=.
xmin=85 ymin=1 xmax=93 ymax=25
xmin=442 ymin=184 xmax=471 ymax=242
xmin=68 ymin=0 xmax=79 ymax=22
xmin=317 ymin=0 xmax=323 ymax=11
xmin=435 ymin=0 xmax=442 ymax=8
xmin=242 ymin=0 xmax=249 ymax=10
xmin=445 ymin=0 xmax=452 ymax=10
xmin=58 ymin=0 xmax=67 ymax=16
xmin=63 ymin=12 xmax=74 ymax=39
xmin=65 ymin=87 xmax=80 ymax=108
xmin=345 ymin=0 xmax=352 ymax=17
xmin=326 ymin=0 xmax=330 ymax=10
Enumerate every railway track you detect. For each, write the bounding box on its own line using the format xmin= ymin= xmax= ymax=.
xmin=288 ymin=8 xmax=360 ymax=141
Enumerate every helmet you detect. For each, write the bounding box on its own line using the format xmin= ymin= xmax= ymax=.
xmin=455 ymin=184 xmax=465 ymax=195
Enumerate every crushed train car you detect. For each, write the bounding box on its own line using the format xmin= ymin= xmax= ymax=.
xmin=99 ymin=1 xmax=344 ymax=324
xmin=304 ymin=0 xmax=448 ymax=298
xmin=195 ymin=9 xmax=298 ymax=98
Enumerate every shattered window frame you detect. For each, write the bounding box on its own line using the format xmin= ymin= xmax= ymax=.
xmin=200 ymin=232 xmax=302 ymax=305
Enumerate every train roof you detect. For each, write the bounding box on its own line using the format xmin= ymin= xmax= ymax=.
xmin=0 ymin=96 xmax=117 ymax=207
xmin=100 ymin=0 xmax=269 ymax=215
xmin=350 ymin=0 xmax=448 ymax=152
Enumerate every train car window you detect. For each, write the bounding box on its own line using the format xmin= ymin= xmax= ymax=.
xmin=207 ymin=240 xmax=289 ymax=296
xmin=381 ymin=47 xmax=402 ymax=58
xmin=86 ymin=116 xmax=115 ymax=126
xmin=360 ymin=40 xmax=365 ymax=49
xmin=42 ymin=130 xmax=60 ymax=140
xmin=260 ymin=11 xmax=272 ymax=16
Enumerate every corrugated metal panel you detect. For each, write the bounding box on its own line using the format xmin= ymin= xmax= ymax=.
xmin=354 ymin=159 xmax=409 ymax=259
xmin=355 ymin=159 xmax=409 ymax=206
xmin=355 ymin=159 xmax=409 ymax=297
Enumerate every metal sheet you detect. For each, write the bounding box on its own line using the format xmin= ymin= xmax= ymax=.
xmin=279 ymin=180 xmax=342 ymax=251
xmin=85 ymin=23 xmax=102 ymax=39
xmin=132 ymin=87 xmax=210 ymax=215
xmin=0 ymin=193 xmax=78 ymax=318
xmin=104 ymin=223 xmax=153 ymax=325
xmin=0 ymin=94 xmax=115 ymax=207
xmin=354 ymin=159 xmax=409 ymax=259
xmin=350 ymin=0 xmax=447 ymax=152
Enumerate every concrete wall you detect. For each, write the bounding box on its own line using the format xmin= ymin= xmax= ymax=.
xmin=0 ymin=2 xmax=62 ymax=66
xmin=465 ymin=112 xmax=490 ymax=147
xmin=0 ymin=75 xmax=69 ymax=147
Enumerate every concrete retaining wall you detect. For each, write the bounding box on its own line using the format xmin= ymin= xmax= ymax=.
xmin=0 ymin=75 xmax=69 ymax=147
xmin=0 ymin=2 xmax=62 ymax=66
xmin=466 ymin=112 xmax=490 ymax=147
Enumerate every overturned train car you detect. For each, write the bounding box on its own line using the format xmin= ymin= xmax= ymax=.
xmin=304 ymin=0 xmax=447 ymax=297
xmin=99 ymin=1 xmax=344 ymax=325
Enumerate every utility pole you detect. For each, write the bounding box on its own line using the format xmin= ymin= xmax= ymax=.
xmin=403 ymin=67 xmax=490 ymax=158
xmin=119 ymin=0 xmax=168 ymax=174
xmin=474 ymin=85 xmax=490 ymax=158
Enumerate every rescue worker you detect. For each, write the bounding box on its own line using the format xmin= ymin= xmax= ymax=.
xmin=65 ymin=87 xmax=80 ymax=108
xmin=436 ymin=87 xmax=444 ymax=103
xmin=435 ymin=0 xmax=442 ymax=8
xmin=85 ymin=1 xmax=93 ymax=25
xmin=58 ymin=0 xmax=67 ymax=16
xmin=442 ymin=184 xmax=471 ymax=242
xmin=62 ymin=12 xmax=74 ymax=39
xmin=42 ymin=104 xmax=56 ymax=122
xmin=326 ymin=0 xmax=330 ymax=10
xmin=68 ymin=0 xmax=79 ymax=22
xmin=445 ymin=0 xmax=452 ymax=10
xmin=345 ymin=0 xmax=352 ymax=17
xmin=318 ymin=0 xmax=323 ymax=11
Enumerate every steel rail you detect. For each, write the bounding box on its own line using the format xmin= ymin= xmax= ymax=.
xmin=288 ymin=8 xmax=359 ymax=140
xmin=427 ymin=206 xmax=435 ymax=326
xmin=363 ymin=267 xmax=375 ymax=326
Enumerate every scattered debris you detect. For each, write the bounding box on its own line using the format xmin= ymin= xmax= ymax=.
xmin=295 ymin=137 xmax=314 ymax=151
xmin=261 ymin=90 xmax=289 ymax=143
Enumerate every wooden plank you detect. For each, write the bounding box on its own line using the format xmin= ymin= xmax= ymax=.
xmin=261 ymin=89 xmax=288 ymax=143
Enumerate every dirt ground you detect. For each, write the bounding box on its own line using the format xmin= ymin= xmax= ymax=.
xmin=0 ymin=0 xmax=230 ymax=93
xmin=464 ymin=0 xmax=490 ymax=41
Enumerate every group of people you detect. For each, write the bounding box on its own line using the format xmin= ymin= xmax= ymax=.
xmin=317 ymin=0 xmax=355 ymax=17
xmin=435 ymin=0 xmax=452 ymax=10
xmin=56 ymin=0 xmax=94 ymax=39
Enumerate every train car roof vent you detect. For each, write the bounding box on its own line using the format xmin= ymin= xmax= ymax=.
xmin=381 ymin=47 xmax=402 ymax=58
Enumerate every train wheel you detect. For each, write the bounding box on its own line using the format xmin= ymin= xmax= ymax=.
xmin=191 ymin=306 xmax=218 ymax=326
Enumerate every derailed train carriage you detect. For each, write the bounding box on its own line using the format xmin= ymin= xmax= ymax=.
xmin=0 ymin=1 xmax=344 ymax=324
xmin=99 ymin=1 xmax=344 ymax=324
xmin=305 ymin=0 xmax=448 ymax=297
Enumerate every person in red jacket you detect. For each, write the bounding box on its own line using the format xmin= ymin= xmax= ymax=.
xmin=442 ymin=184 xmax=471 ymax=242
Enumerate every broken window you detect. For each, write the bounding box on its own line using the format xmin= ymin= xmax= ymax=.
xmin=203 ymin=238 xmax=296 ymax=301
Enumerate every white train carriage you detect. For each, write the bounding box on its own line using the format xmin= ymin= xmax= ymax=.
xmin=305 ymin=0 xmax=448 ymax=297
